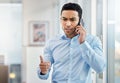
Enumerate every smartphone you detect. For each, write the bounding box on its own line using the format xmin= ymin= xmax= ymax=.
xmin=78 ymin=19 xmax=80 ymax=25
xmin=78 ymin=18 xmax=84 ymax=26
xmin=75 ymin=19 xmax=81 ymax=35
xmin=75 ymin=18 xmax=85 ymax=34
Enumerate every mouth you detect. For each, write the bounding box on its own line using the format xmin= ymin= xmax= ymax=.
xmin=64 ymin=28 xmax=76 ymax=31
xmin=64 ymin=29 xmax=72 ymax=32
xmin=64 ymin=27 xmax=73 ymax=30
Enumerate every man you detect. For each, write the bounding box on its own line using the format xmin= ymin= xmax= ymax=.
xmin=37 ymin=2 xmax=106 ymax=83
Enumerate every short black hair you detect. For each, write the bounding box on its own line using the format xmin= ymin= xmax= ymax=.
xmin=61 ymin=2 xmax=82 ymax=20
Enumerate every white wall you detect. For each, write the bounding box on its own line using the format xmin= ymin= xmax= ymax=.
xmin=22 ymin=0 xmax=58 ymax=83
xmin=26 ymin=47 xmax=51 ymax=83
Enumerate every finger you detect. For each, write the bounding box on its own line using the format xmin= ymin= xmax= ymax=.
xmin=40 ymin=55 xmax=44 ymax=63
xmin=75 ymin=28 xmax=81 ymax=34
xmin=80 ymin=24 xmax=86 ymax=31
xmin=41 ymin=69 xmax=48 ymax=74
xmin=76 ymin=24 xmax=84 ymax=29
xmin=76 ymin=26 xmax=85 ymax=32
xmin=75 ymin=26 xmax=81 ymax=32
xmin=40 ymin=63 xmax=48 ymax=66
xmin=75 ymin=28 xmax=79 ymax=33
xmin=46 ymin=62 xmax=51 ymax=66
xmin=40 ymin=64 xmax=50 ymax=69
xmin=41 ymin=68 xmax=48 ymax=73
xmin=40 ymin=66 xmax=49 ymax=69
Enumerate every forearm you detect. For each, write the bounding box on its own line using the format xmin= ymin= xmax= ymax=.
xmin=80 ymin=41 xmax=106 ymax=73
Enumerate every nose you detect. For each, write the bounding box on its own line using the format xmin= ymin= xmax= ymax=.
xmin=66 ymin=21 xmax=71 ymax=26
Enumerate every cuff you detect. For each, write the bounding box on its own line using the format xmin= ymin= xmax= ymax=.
xmin=37 ymin=68 xmax=49 ymax=80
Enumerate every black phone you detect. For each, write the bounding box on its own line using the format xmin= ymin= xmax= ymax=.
xmin=75 ymin=18 xmax=85 ymax=34
xmin=78 ymin=18 xmax=84 ymax=26
xmin=78 ymin=19 xmax=80 ymax=25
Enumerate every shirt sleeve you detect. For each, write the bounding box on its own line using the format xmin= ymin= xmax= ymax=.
xmin=37 ymin=67 xmax=50 ymax=80
xmin=37 ymin=40 xmax=54 ymax=80
xmin=79 ymin=36 xmax=106 ymax=73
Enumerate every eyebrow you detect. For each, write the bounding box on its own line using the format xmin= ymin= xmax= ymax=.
xmin=61 ymin=17 xmax=77 ymax=19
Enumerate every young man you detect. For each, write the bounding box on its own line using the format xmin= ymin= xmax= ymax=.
xmin=37 ymin=2 xmax=106 ymax=83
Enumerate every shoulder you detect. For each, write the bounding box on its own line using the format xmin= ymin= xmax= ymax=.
xmin=86 ymin=34 xmax=101 ymax=44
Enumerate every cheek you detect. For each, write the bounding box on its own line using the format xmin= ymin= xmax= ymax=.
xmin=72 ymin=24 xmax=78 ymax=28
xmin=74 ymin=21 xmax=79 ymax=25
xmin=70 ymin=21 xmax=79 ymax=27
xmin=61 ymin=21 xmax=66 ymax=27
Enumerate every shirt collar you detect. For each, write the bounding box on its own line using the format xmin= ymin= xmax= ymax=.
xmin=60 ymin=33 xmax=79 ymax=40
xmin=60 ymin=33 xmax=69 ymax=40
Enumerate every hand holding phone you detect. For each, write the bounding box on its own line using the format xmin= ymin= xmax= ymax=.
xmin=75 ymin=24 xmax=86 ymax=44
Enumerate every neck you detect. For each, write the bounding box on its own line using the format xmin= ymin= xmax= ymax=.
xmin=67 ymin=33 xmax=77 ymax=39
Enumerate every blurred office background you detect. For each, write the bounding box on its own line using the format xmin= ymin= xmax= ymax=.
xmin=0 ymin=0 xmax=120 ymax=83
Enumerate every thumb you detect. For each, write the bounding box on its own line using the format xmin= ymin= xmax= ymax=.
xmin=40 ymin=55 xmax=44 ymax=63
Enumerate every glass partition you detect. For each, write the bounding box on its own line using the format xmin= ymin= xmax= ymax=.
xmin=0 ymin=3 xmax=22 ymax=83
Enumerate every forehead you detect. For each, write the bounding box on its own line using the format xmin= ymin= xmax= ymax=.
xmin=61 ymin=10 xmax=79 ymax=18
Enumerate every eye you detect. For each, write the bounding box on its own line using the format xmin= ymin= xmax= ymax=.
xmin=70 ymin=18 xmax=77 ymax=21
xmin=61 ymin=18 xmax=68 ymax=21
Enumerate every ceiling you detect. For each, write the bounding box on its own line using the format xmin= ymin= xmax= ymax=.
xmin=0 ymin=0 xmax=59 ymax=11
xmin=0 ymin=0 xmax=21 ymax=3
xmin=0 ymin=0 xmax=59 ymax=10
xmin=0 ymin=0 xmax=58 ymax=4
xmin=28 ymin=0 xmax=59 ymax=11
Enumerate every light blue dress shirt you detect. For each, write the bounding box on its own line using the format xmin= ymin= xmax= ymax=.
xmin=37 ymin=34 xmax=106 ymax=83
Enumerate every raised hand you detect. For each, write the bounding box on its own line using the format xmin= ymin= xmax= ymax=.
xmin=75 ymin=24 xmax=86 ymax=44
xmin=39 ymin=56 xmax=51 ymax=74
